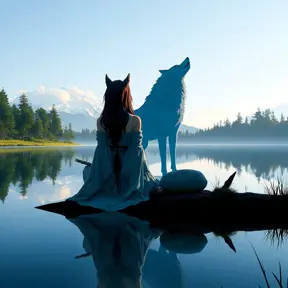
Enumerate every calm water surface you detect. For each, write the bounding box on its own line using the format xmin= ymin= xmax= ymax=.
xmin=1 ymin=145 xmax=288 ymax=288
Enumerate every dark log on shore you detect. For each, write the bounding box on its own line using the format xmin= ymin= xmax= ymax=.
xmin=35 ymin=158 xmax=288 ymax=234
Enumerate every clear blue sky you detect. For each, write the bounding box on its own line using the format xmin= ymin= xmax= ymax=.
xmin=1 ymin=0 xmax=288 ymax=128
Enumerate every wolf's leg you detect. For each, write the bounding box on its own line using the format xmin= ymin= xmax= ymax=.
xmin=169 ymin=130 xmax=178 ymax=172
xmin=158 ymin=136 xmax=167 ymax=175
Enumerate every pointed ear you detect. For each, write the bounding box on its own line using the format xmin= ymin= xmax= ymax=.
xmin=159 ymin=70 xmax=167 ymax=74
xmin=123 ymin=73 xmax=130 ymax=86
xmin=105 ymin=74 xmax=112 ymax=86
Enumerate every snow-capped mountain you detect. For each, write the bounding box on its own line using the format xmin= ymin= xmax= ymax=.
xmin=179 ymin=124 xmax=198 ymax=134
xmin=10 ymin=87 xmax=103 ymax=131
xmin=10 ymin=86 xmax=198 ymax=132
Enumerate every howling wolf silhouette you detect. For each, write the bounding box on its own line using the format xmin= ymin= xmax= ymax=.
xmin=135 ymin=57 xmax=190 ymax=175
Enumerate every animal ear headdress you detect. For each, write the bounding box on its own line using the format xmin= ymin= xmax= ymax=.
xmin=105 ymin=74 xmax=112 ymax=86
xmin=123 ymin=73 xmax=130 ymax=86
xmin=105 ymin=73 xmax=130 ymax=87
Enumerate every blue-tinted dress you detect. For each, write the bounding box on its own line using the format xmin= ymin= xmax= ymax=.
xmin=68 ymin=212 xmax=160 ymax=286
xmin=68 ymin=131 xmax=159 ymax=211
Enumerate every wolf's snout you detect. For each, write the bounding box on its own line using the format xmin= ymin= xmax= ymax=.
xmin=183 ymin=57 xmax=190 ymax=69
xmin=182 ymin=57 xmax=190 ymax=66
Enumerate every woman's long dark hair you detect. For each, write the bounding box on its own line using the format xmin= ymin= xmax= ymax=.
xmin=100 ymin=73 xmax=134 ymax=186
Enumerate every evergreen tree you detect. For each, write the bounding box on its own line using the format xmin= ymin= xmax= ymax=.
xmin=11 ymin=104 xmax=21 ymax=136
xmin=224 ymin=118 xmax=231 ymax=127
xmin=49 ymin=104 xmax=62 ymax=139
xmin=68 ymin=123 xmax=75 ymax=139
xmin=271 ymin=111 xmax=278 ymax=124
xmin=234 ymin=112 xmax=243 ymax=125
xmin=63 ymin=125 xmax=69 ymax=141
xmin=36 ymin=108 xmax=50 ymax=138
xmin=0 ymin=88 xmax=14 ymax=139
xmin=63 ymin=123 xmax=75 ymax=141
xmin=33 ymin=111 xmax=44 ymax=138
xmin=18 ymin=93 xmax=34 ymax=139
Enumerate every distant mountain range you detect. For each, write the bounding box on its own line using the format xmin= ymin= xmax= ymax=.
xmin=10 ymin=87 xmax=199 ymax=133
xmin=11 ymin=87 xmax=287 ymax=133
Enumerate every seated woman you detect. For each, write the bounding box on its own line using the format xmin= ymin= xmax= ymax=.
xmin=67 ymin=73 xmax=159 ymax=211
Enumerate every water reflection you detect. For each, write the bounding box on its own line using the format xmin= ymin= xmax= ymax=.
xmin=0 ymin=149 xmax=75 ymax=201
xmin=66 ymin=212 xmax=246 ymax=287
xmin=143 ymin=246 xmax=183 ymax=288
xmin=2 ymin=146 xmax=288 ymax=203
xmin=187 ymin=146 xmax=288 ymax=181
xmin=2 ymin=146 xmax=288 ymax=287
xmin=264 ymin=228 xmax=288 ymax=249
xmin=68 ymin=212 xmax=160 ymax=288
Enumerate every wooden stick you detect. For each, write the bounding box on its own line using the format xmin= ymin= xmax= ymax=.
xmin=75 ymin=158 xmax=92 ymax=166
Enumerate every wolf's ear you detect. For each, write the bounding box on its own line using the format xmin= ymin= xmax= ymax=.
xmin=105 ymin=74 xmax=112 ymax=87
xmin=159 ymin=70 xmax=167 ymax=74
xmin=123 ymin=73 xmax=130 ymax=86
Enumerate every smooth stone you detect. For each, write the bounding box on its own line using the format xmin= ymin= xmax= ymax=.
xmin=160 ymin=232 xmax=208 ymax=254
xmin=159 ymin=169 xmax=208 ymax=193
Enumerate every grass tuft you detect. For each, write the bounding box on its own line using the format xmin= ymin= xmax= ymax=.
xmin=264 ymin=229 xmax=288 ymax=249
xmin=251 ymin=243 xmax=287 ymax=288
xmin=263 ymin=177 xmax=288 ymax=196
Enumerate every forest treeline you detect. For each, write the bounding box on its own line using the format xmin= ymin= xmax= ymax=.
xmin=0 ymin=88 xmax=75 ymax=141
xmin=76 ymin=108 xmax=288 ymax=142
xmin=2 ymin=86 xmax=287 ymax=142
xmin=184 ymin=108 xmax=288 ymax=140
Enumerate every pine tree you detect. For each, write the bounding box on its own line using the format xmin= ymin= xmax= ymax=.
xmin=11 ymin=104 xmax=21 ymax=137
xmin=63 ymin=125 xmax=69 ymax=141
xmin=0 ymin=88 xmax=14 ymax=139
xmin=18 ymin=93 xmax=34 ymax=139
xmin=33 ymin=111 xmax=44 ymax=138
xmin=49 ymin=104 xmax=62 ymax=139
xmin=68 ymin=123 xmax=75 ymax=140
xmin=224 ymin=118 xmax=231 ymax=127
xmin=235 ymin=112 xmax=243 ymax=125
xmin=36 ymin=108 xmax=50 ymax=138
xmin=63 ymin=123 xmax=75 ymax=141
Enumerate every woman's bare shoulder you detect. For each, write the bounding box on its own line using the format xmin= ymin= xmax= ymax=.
xmin=129 ymin=114 xmax=142 ymax=131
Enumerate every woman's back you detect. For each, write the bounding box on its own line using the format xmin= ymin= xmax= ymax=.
xmin=67 ymin=74 xmax=158 ymax=211
xmin=97 ymin=113 xmax=142 ymax=134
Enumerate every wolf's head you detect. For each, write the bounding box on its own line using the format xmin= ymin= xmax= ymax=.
xmin=159 ymin=57 xmax=190 ymax=80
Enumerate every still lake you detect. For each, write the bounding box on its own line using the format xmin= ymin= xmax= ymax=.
xmin=1 ymin=144 xmax=288 ymax=288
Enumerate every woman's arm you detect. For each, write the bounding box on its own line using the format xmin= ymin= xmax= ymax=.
xmin=132 ymin=115 xmax=142 ymax=132
xmin=97 ymin=117 xmax=105 ymax=131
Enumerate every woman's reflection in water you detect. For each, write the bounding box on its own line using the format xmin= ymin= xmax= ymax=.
xmin=68 ymin=212 xmax=209 ymax=288
xmin=67 ymin=212 xmax=161 ymax=288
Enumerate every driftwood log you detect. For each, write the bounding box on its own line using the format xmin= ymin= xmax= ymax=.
xmin=35 ymin=158 xmax=288 ymax=235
